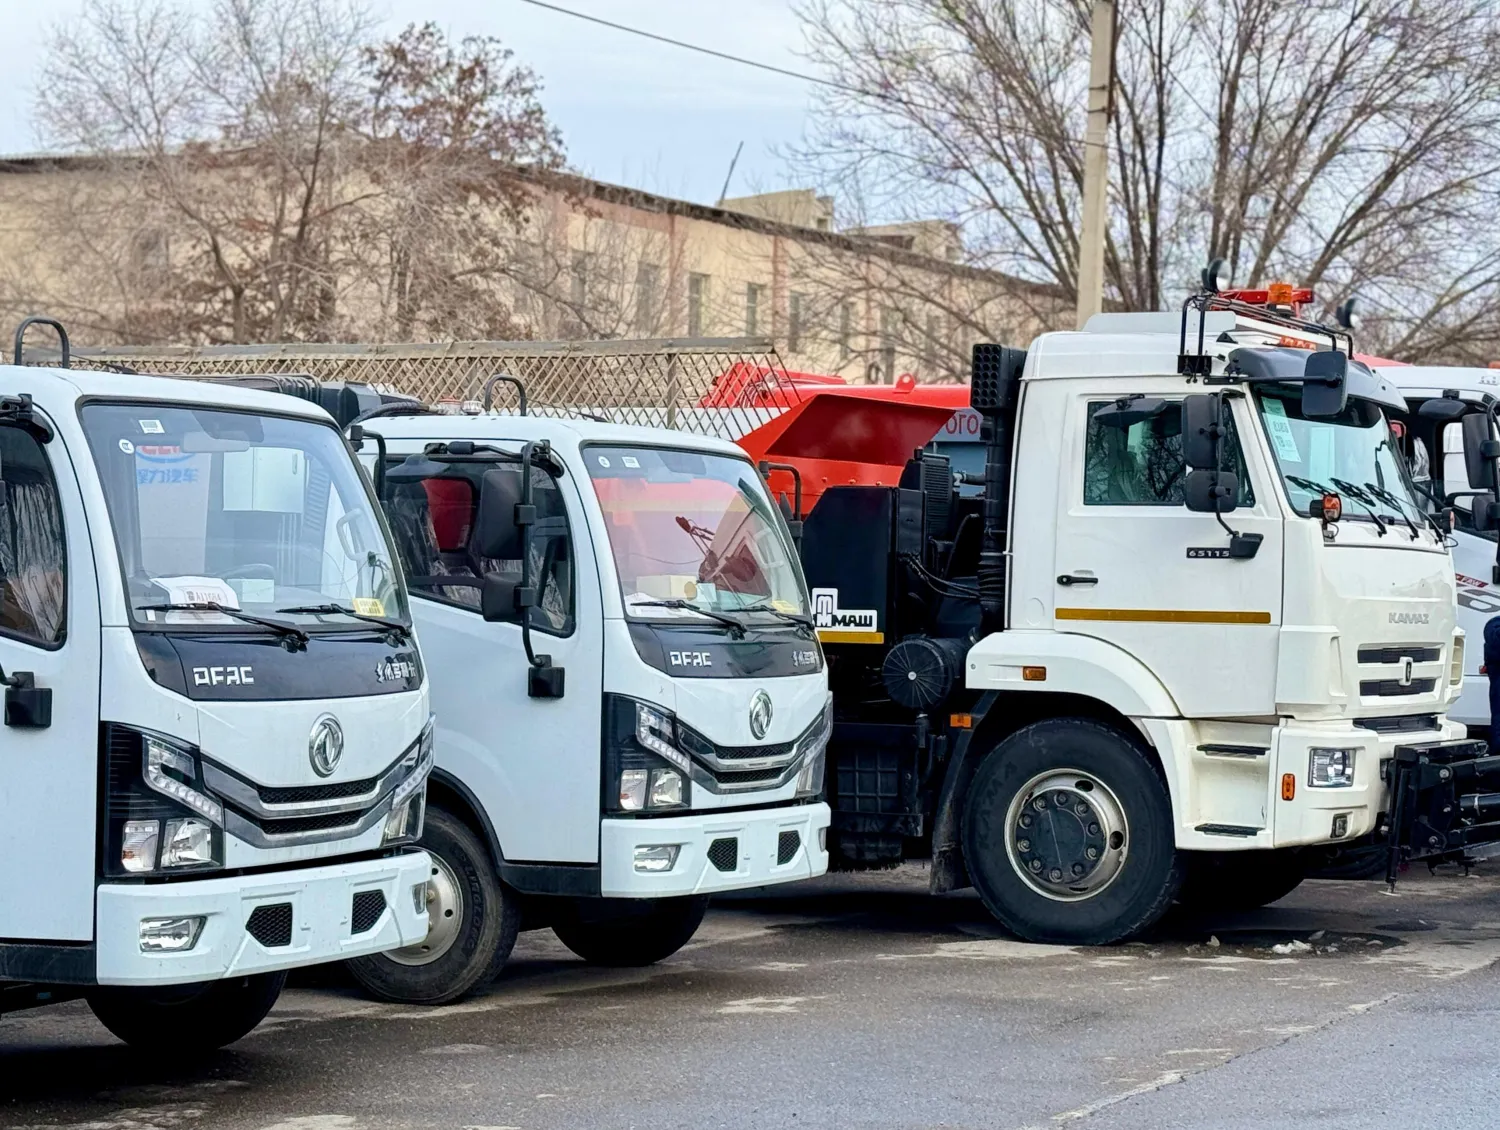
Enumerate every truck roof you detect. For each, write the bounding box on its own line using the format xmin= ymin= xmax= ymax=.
xmin=2 ymin=364 xmax=338 ymax=422
xmin=366 ymin=411 xmax=752 ymax=460
xmin=1369 ymin=364 xmax=1500 ymax=399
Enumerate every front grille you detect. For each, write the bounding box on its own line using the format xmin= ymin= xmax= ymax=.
xmin=1360 ymin=678 xmax=1438 ymax=697
xmin=707 ymin=837 xmax=739 ymax=872
xmin=350 ymin=890 xmax=387 ymax=935
xmin=259 ymin=776 xmax=378 ymax=805
xmin=706 ymin=740 xmax=795 ymax=762
xmin=1356 ymin=713 xmax=1440 ymax=733
xmin=258 ymin=811 xmax=363 ymax=838
xmin=777 ymin=830 xmax=801 ymax=865
xmin=246 ymin=903 xmax=293 ymax=948
xmin=1357 ymin=645 xmax=1442 ymax=665
xmin=713 ymin=766 xmax=787 ymax=786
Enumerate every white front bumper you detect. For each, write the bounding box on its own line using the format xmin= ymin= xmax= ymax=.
xmin=600 ymin=803 xmax=830 ymax=897
xmin=94 ymin=851 xmax=432 ymax=986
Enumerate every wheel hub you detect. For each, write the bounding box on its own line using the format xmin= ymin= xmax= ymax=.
xmin=1005 ymin=771 xmax=1129 ymax=901
xmin=386 ymin=852 xmax=464 ymax=966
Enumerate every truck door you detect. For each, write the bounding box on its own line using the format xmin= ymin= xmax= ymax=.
xmin=0 ymin=411 xmax=102 ymax=941
xmin=1050 ymin=393 xmax=1282 ymax=717
xmin=380 ymin=449 xmax=605 ymax=864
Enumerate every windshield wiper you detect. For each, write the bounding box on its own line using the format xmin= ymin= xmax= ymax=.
xmin=1329 ymin=479 xmax=1390 ymax=536
xmin=276 ymin=603 xmax=412 ymax=641
xmin=736 ymin=602 xmax=816 ymax=628
xmin=630 ymin=598 xmax=746 ymax=638
xmin=136 ymin=602 xmax=310 ymax=645
xmin=1361 ymin=481 xmax=1422 ymax=539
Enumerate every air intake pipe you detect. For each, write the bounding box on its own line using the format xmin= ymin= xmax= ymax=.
xmin=969 ymin=344 xmax=1027 ymax=636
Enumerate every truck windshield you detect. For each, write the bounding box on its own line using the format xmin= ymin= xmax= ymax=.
xmin=81 ymin=402 xmax=408 ymax=631
xmin=1255 ymin=390 xmax=1424 ymax=525
xmin=584 ymin=445 xmax=807 ymax=623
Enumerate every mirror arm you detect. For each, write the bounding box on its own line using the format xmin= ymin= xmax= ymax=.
xmin=516 ymin=441 xmax=565 ymax=698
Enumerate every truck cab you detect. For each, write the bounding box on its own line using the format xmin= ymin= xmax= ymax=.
xmin=0 ymin=356 xmax=432 ymax=1046
xmin=800 ymin=301 xmax=1484 ymax=945
xmin=344 ymin=413 xmax=831 ymax=1003
xmin=1368 ymin=364 xmax=1500 ymax=733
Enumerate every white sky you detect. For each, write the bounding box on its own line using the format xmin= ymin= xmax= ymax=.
xmin=0 ymin=0 xmax=815 ymax=205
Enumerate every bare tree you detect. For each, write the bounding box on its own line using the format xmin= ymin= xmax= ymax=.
xmin=795 ymin=0 xmax=1500 ymax=363
xmin=15 ymin=1 xmax=566 ymax=344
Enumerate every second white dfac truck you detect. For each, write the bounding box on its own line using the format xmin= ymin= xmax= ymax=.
xmin=334 ymin=410 xmax=831 ymax=1003
xmin=0 ymin=319 xmax=433 ymax=1047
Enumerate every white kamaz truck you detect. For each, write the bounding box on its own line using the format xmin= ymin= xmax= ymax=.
xmin=334 ymin=410 xmax=831 ymax=1003
xmin=0 ymin=320 xmax=432 ymax=1047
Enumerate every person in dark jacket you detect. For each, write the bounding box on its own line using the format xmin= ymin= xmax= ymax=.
xmin=1486 ymin=615 xmax=1500 ymax=752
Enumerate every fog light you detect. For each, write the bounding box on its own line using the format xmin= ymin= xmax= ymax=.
xmin=161 ymin=818 xmax=215 ymax=868
xmin=649 ymin=768 xmax=683 ymax=808
xmin=1331 ymin=813 xmax=1350 ymax=839
xmin=1310 ymin=747 xmax=1357 ymax=788
xmin=619 ymin=769 xmax=648 ymax=811
xmin=139 ymin=916 xmax=204 ymax=953
xmin=121 ymin=819 xmax=160 ymax=873
xmin=633 ymin=844 xmax=681 ymax=873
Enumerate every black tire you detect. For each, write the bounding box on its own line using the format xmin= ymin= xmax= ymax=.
xmin=962 ymin=717 xmax=1182 ymax=945
xmin=86 ymin=971 xmax=286 ymax=1050
xmin=1176 ymin=849 xmax=1306 ymax=912
xmin=345 ymin=807 xmax=520 ymax=1005
xmin=551 ymin=896 xmax=709 ymax=966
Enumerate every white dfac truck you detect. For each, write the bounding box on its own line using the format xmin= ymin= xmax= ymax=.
xmin=0 ymin=321 xmax=432 ymax=1047
xmin=790 ymin=292 xmax=1499 ymax=943
xmin=332 ymin=410 xmax=831 ymax=1003
xmin=1370 ymin=364 xmax=1500 ymax=734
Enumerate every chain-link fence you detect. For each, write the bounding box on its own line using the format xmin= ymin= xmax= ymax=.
xmin=43 ymin=335 xmax=805 ymax=442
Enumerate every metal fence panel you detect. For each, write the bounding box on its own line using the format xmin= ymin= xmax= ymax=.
xmin=50 ymin=336 xmax=805 ymax=443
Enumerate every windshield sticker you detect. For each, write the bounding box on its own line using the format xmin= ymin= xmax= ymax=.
xmin=153 ymin=576 xmax=241 ymax=623
xmin=622 ymin=455 xmax=640 ymax=468
xmin=353 ymin=597 xmax=386 ymax=616
xmin=597 ymin=455 xmax=610 ymax=468
xmin=234 ymin=578 xmax=275 ymax=604
xmin=118 ymin=438 xmax=135 ymax=454
xmin=1262 ymin=399 xmax=1301 ymax=462
xmin=138 ymin=419 xmax=164 ymax=434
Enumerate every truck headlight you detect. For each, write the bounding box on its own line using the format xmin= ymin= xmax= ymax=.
xmin=1309 ymin=747 xmax=1357 ymax=788
xmin=603 ymin=697 xmax=692 ymax=813
xmin=794 ymin=695 xmax=833 ymax=799
xmin=382 ymin=720 xmax=433 ymax=845
xmin=104 ymin=726 xmax=225 ymax=877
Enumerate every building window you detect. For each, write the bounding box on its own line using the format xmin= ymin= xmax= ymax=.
xmin=634 ymin=262 xmax=660 ymax=335
xmin=839 ymin=302 xmax=853 ymax=361
xmin=570 ymin=251 xmax=591 ymax=314
xmin=879 ymin=309 xmax=899 ymax=385
xmin=788 ymin=292 xmax=805 ymax=354
xmin=687 ymin=272 xmax=709 ymax=336
xmin=746 ymin=283 xmax=766 ymax=336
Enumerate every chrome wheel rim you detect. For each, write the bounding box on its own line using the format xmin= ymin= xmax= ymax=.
xmin=387 ymin=853 xmax=465 ymax=966
xmin=1004 ymin=769 xmax=1129 ymax=902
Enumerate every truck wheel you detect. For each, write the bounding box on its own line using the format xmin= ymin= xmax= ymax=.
xmin=86 ymin=971 xmax=286 ymax=1050
xmin=551 ymin=896 xmax=709 ymax=966
xmin=346 ymin=807 xmax=519 ymax=1005
xmin=1176 ymin=850 xmax=1305 ymax=912
xmin=962 ymin=718 xmax=1182 ymax=945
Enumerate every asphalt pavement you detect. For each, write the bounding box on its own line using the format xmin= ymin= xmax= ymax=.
xmin=5 ymin=865 xmax=1500 ymax=1129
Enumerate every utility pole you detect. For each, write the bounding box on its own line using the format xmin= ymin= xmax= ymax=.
xmin=1075 ymin=0 xmax=1116 ymax=329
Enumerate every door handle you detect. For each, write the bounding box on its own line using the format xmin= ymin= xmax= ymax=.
xmin=1057 ymin=574 xmax=1098 ymax=587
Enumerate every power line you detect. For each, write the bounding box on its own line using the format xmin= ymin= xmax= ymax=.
xmin=513 ymin=0 xmax=1104 ymax=151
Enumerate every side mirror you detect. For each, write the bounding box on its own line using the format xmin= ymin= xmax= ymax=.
xmin=1185 ymin=469 xmax=1240 ymax=515
xmin=1301 ymin=350 xmax=1349 ymax=417
xmin=473 ymin=468 xmax=524 ymax=559
xmin=1092 ymin=396 xmax=1168 ymax=431
xmin=1181 ymin=393 xmax=1224 ymax=469
xmin=1470 ymin=492 xmax=1500 ymax=532
xmin=1461 ymin=411 xmax=1497 ymax=490
xmin=481 ymin=575 xmax=519 ymax=623
xmin=1418 ymin=395 xmax=1468 ymax=422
